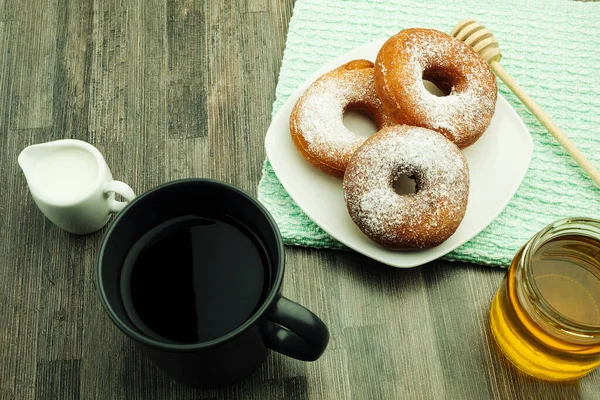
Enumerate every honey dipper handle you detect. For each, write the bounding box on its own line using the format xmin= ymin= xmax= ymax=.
xmin=489 ymin=61 xmax=600 ymax=187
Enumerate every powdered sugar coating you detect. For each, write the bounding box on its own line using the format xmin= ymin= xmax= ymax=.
xmin=375 ymin=28 xmax=497 ymax=148
xmin=290 ymin=60 xmax=395 ymax=176
xmin=343 ymin=125 xmax=469 ymax=249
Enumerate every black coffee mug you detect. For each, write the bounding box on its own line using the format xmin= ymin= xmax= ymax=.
xmin=96 ymin=179 xmax=329 ymax=387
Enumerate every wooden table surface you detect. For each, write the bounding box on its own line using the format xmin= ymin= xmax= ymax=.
xmin=1 ymin=0 xmax=599 ymax=399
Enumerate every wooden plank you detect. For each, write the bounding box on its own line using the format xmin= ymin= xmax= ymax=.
xmin=241 ymin=0 xmax=269 ymax=13
xmin=163 ymin=0 xmax=211 ymax=181
xmin=34 ymin=360 xmax=81 ymax=400
xmin=203 ymin=1 xmax=247 ymax=189
xmin=33 ymin=0 xmax=94 ymax=366
xmin=34 ymin=233 xmax=87 ymax=361
xmin=0 ymin=128 xmax=50 ymax=400
xmin=334 ymin=252 xmax=446 ymax=399
xmin=422 ymin=264 xmax=498 ymax=399
xmin=305 ymin=348 xmax=352 ymax=400
xmin=87 ymin=0 xmax=129 ymax=144
xmin=6 ymin=0 xmax=57 ymax=130
xmin=283 ymin=249 xmax=344 ymax=349
xmin=78 ymin=293 xmax=128 ymax=400
xmin=166 ymin=0 xmax=208 ymax=139
xmin=258 ymin=377 xmax=309 ymax=399
xmin=0 ymin=0 xmax=14 ymax=22
xmin=0 ymin=0 xmax=60 ymax=393
xmin=0 ymin=20 xmax=8 ymax=161
xmin=121 ymin=0 xmax=169 ymax=193
xmin=267 ymin=0 xmax=294 ymax=45
xmin=52 ymin=0 xmax=93 ymax=140
xmin=341 ymin=324 xmax=402 ymax=399
xmin=118 ymin=342 xmax=181 ymax=400
xmin=239 ymin=11 xmax=282 ymax=190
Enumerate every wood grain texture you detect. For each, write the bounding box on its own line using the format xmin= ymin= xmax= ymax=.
xmin=0 ymin=0 xmax=599 ymax=399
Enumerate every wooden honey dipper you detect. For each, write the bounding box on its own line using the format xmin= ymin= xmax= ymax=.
xmin=451 ymin=19 xmax=600 ymax=187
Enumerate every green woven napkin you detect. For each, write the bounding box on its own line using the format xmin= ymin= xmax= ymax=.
xmin=258 ymin=0 xmax=600 ymax=267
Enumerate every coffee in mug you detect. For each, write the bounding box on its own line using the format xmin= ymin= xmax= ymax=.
xmin=97 ymin=179 xmax=329 ymax=387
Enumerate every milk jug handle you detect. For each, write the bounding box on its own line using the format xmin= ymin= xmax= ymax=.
xmin=104 ymin=181 xmax=135 ymax=213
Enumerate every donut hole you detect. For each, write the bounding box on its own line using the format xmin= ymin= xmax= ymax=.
xmin=392 ymin=174 xmax=417 ymax=195
xmin=422 ymin=79 xmax=450 ymax=97
xmin=342 ymin=108 xmax=379 ymax=138
xmin=422 ymin=69 xmax=455 ymax=97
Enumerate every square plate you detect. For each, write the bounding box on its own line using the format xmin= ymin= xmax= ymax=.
xmin=265 ymin=39 xmax=533 ymax=268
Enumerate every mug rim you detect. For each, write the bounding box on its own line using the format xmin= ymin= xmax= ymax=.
xmin=96 ymin=178 xmax=286 ymax=352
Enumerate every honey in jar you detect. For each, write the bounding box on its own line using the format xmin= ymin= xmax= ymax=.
xmin=490 ymin=218 xmax=600 ymax=381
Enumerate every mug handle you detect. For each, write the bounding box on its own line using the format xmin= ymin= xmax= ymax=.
xmin=104 ymin=180 xmax=136 ymax=213
xmin=262 ymin=296 xmax=329 ymax=361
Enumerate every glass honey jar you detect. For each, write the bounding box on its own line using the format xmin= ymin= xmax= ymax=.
xmin=490 ymin=217 xmax=600 ymax=381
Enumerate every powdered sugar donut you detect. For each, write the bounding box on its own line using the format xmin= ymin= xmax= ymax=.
xmin=343 ymin=125 xmax=469 ymax=249
xmin=290 ymin=60 xmax=396 ymax=178
xmin=374 ymin=28 xmax=497 ymax=148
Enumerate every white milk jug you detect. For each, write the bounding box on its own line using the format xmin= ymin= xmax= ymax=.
xmin=18 ymin=139 xmax=135 ymax=234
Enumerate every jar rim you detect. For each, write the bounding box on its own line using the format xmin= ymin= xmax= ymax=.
xmin=522 ymin=217 xmax=600 ymax=337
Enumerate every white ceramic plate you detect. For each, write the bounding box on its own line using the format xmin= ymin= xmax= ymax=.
xmin=265 ymin=39 xmax=533 ymax=268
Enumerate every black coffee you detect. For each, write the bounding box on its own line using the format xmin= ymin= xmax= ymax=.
xmin=120 ymin=215 xmax=270 ymax=344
